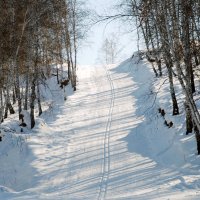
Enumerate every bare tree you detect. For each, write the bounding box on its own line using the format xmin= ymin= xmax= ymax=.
xmin=99 ymin=34 xmax=122 ymax=64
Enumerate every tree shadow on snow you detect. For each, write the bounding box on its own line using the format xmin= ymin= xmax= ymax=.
xmin=106 ymin=57 xmax=200 ymax=198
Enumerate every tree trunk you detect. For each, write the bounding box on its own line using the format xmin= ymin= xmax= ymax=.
xmin=140 ymin=23 xmax=158 ymax=77
xmin=166 ymin=63 xmax=179 ymax=115
xmin=37 ymin=82 xmax=42 ymax=116
xmin=12 ymin=87 xmax=16 ymax=105
xmin=24 ymin=70 xmax=29 ymax=110
xmin=194 ymin=123 xmax=200 ymax=155
xmin=15 ymin=67 xmax=22 ymax=118
xmin=185 ymin=102 xmax=193 ymax=134
xmin=56 ymin=64 xmax=59 ymax=84
xmin=4 ymin=86 xmax=15 ymax=118
xmin=147 ymin=19 xmax=162 ymax=76
xmin=30 ymin=79 xmax=36 ymax=129
xmin=0 ymin=89 xmax=4 ymax=123
xmin=155 ymin=3 xmax=179 ymax=116
xmin=181 ymin=0 xmax=195 ymax=94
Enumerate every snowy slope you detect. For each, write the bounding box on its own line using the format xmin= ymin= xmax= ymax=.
xmin=0 ymin=56 xmax=200 ymax=199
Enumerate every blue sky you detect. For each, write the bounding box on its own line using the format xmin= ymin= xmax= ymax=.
xmin=78 ymin=0 xmax=139 ymax=65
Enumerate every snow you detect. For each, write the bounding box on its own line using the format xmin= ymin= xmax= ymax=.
xmin=0 ymin=55 xmax=200 ymax=199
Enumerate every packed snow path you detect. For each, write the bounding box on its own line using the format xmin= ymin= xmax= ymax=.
xmin=2 ymin=59 xmax=200 ymax=199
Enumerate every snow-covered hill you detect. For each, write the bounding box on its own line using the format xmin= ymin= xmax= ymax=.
xmin=0 ymin=55 xmax=200 ymax=199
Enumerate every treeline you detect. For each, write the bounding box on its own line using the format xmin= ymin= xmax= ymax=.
xmin=0 ymin=0 xmax=87 ymax=128
xmin=117 ymin=0 xmax=200 ymax=153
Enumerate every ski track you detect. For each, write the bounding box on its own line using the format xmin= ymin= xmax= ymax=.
xmin=98 ymin=65 xmax=114 ymax=200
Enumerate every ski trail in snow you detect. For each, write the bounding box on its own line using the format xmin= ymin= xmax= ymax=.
xmin=98 ymin=65 xmax=115 ymax=200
